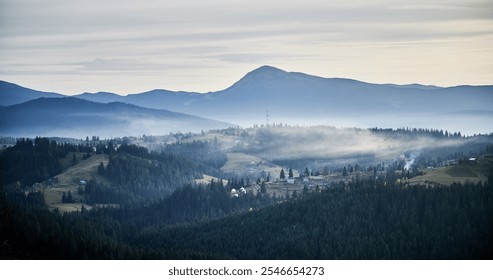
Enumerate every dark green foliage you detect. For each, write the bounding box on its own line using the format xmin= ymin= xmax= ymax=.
xmin=260 ymin=181 xmax=267 ymax=193
xmin=160 ymin=140 xmax=228 ymax=178
xmin=0 ymin=137 xmax=95 ymax=187
xmin=1 ymin=179 xmax=274 ymax=259
xmin=304 ymin=167 xmax=310 ymax=177
xmin=103 ymin=180 xmax=274 ymax=227
xmin=3 ymin=179 xmax=492 ymax=259
xmin=157 ymin=181 xmax=493 ymax=259
xmin=62 ymin=191 xmax=74 ymax=203
xmin=2 ymin=133 xmax=493 ymax=260
xmin=103 ymin=148 xmax=202 ymax=204
xmin=0 ymin=138 xmax=66 ymax=186
xmin=97 ymin=161 xmax=105 ymax=176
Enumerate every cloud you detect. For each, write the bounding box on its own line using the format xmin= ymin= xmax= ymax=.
xmin=1 ymin=0 xmax=492 ymax=94
xmin=249 ymin=126 xmax=466 ymax=162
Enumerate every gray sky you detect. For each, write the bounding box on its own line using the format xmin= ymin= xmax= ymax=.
xmin=1 ymin=0 xmax=492 ymax=95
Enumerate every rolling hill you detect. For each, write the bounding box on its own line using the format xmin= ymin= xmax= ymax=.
xmin=0 ymin=97 xmax=231 ymax=138
xmin=0 ymin=80 xmax=63 ymax=106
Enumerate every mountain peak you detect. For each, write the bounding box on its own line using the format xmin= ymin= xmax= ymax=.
xmin=222 ymin=65 xmax=290 ymax=92
xmin=0 ymin=80 xmax=63 ymax=106
xmin=249 ymin=65 xmax=287 ymax=76
xmin=236 ymin=65 xmax=289 ymax=83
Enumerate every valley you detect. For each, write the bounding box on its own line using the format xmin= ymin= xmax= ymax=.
xmin=1 ymin=66 xmax=492 ymax=260
xmin=13 ymin=125 xmax=491 ymax=215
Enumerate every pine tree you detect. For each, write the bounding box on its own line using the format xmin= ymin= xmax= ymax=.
xmin=288 ymin=168 xmax=294 ymax=178
xmin=323 ymin=166 xmax=329 ymax=176
xmin=260 ymin=181 xmax=267 ymax=193
xmin=302 ymin=185 xmax=309 ymax=195
xmin=292 ymin=190 xmax=298 ymax=199
xmin=280 ymin=169 xmax=285 ymax=180
xmin=98 ymin=162 xmax=105 ymax=176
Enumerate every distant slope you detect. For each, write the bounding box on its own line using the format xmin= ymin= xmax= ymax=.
xmin=201 ymin=66 xmax=493 ymax=116
xmin=406 ymin=158 xmax=491 ymax=186
xmin=0 ymin=81 xmax=63 ymax=106
xmin=74 ymin=89 xmax=204 ymax=111
xmin=75 ymin=91 xmax=125 ymax=103
xmin=75 ymin=66 xmax=493 ymax=133
xmin=0 ymin=98 xmax=231 ymax=138
xmin=2 ymin=66 xmax=492 ymax=134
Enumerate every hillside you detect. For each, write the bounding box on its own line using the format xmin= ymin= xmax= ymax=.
xmin=0 ymin=97 xmax=231 ymax=138
xmin=2 ymin=129 xmax=493 ymax=260
xmin=0 ymin=81 xmax=63 ymax=106
xmin=406 ymin=157 xmax=492 ymax=186
xmin=43 ymin=153 xmax=109 ymax=212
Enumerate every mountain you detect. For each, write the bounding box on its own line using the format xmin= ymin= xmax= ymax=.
xmin=2 ymin=66 xmax=493 ymax=134
xmin=76 ymin=91 xmax=125 ymax=103
xmin=73 ymin=89 xmax=204 ymax=113
xmin=0 ymin=81 xmax=63 ymax=106
xmin=167 ymin=66 xmax=493 ymax=133
xmin=0 ymin=97 xmax=231 ymax=138
xmin=75 ymin=66 xmax=493 ymax=133
xmin=204 ymin=65 xmax=493 ymax=114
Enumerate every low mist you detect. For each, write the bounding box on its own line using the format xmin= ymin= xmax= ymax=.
xmin=244 ymin=126 xmax=469 ymax=164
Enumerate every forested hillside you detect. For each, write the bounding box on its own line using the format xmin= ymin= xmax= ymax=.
xmin=1 ymin=137 xmax=90 ymax=186
xmin=2 ymin=177 xmax=492 ymax=259
xmin=1 ymin=133 xmax=492 ymax=259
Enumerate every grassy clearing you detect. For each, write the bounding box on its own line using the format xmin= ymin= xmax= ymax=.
xmin=194 ymin=174 xmax=228 ymax=186
xmin=221 ymin=152 xmax=289 ymax=178
xmin=50 ymin=203 xmax=93 ymax=213
xmin=43 ymin=154 xmax=109 ymax=212
xmin=406 ymin=158 xmax=491 ymax=186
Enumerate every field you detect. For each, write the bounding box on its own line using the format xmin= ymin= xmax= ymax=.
xmin=221 ymin=152 xmax=292 ymax=178
xmin=193 ymin=174 xmax=228 ymax=186
xmin=406 ymin=158 xmax=491 ymax=186
xmin=42 ymin=153 xmax=109 ymax=212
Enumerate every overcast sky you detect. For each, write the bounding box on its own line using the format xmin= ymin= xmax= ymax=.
xmin=1 ymin=0 xmax=492 ymax=95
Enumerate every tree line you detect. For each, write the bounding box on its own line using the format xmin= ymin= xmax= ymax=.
xmin=2 ymin=174 xmax=492 ymax=259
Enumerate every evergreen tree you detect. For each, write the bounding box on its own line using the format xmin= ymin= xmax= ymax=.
xmin=292 ymin=190 xmax=298 ymax=199
xmin=302 ymin=185 xmax=309 ymax=195
xmin=323 ymin=166 xmax=329 ymax=176
xmin=67 ymin=191 xmax=73 ymax=203
xmin=98 ymin=162 xmax=105 ymax=176
xmin=304 ymin=167 xmax=310 ymax=177
xmin=280 ymin=169 xmax=285 ymax=180
xmin=288 ymin=168 xmax=294 ymax=178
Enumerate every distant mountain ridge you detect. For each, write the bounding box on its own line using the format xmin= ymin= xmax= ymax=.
xmin=0 ymin=97 xmax=230 ymax=138
xmin=0 ymin=80 xmax=63 ymax=106
xmin=1 ymin=65 xmax=492 ymax=134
